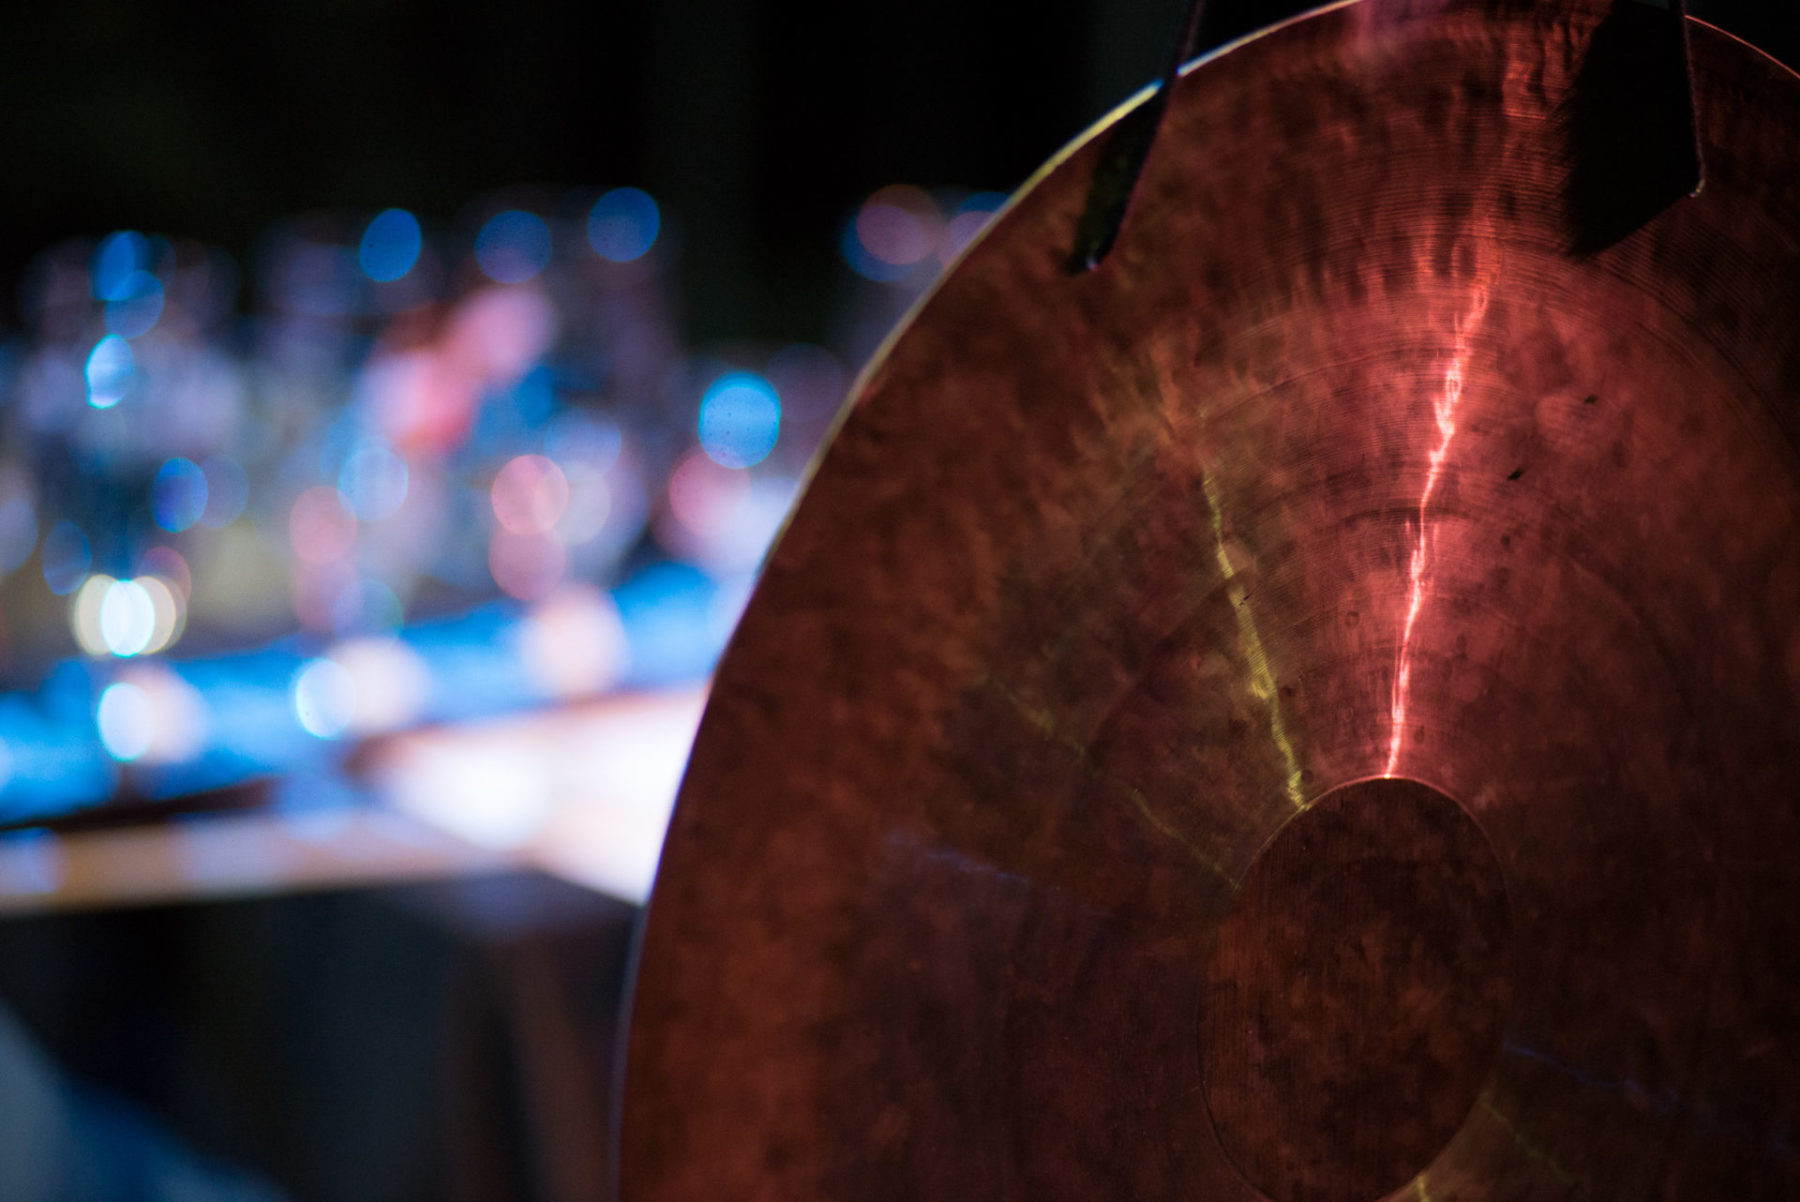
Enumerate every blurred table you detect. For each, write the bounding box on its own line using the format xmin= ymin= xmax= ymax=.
xmin=0 ymin=684 xmax=708 ymax=914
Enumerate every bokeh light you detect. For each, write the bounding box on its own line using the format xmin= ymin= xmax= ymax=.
xmin=587 ymin=188 xmax=660 ymax=262
xmin=95 ymin=668 xmax=205 ymax=763
xmin=698 ymin=372 xmax=781 ymax=468
xmin=289 ymin=487 xmax=358 ymax=565
xmin=105 ymin=270 xmax=165 ymax=338
xmin=99 ymin=578 xmax=157 ymax=657
xmin=0 ymin=172 xmax=976 ymax=826
xmin=476 ymin=210 xmax=552 ymax=284
xmin=85 ymin=335 xmax=134 ymax=409
xmin=91 ymin=231 xmax=150 ymax=300
xmin=139 ymin=576 xmax=184 ymax=653
xmin=72 ymin=574 xmax=116 ymax=656
xmin=338 ymin=440 xmax=410 ymax=521
xmin=153 ymin=457 xmax=209 ymax=532
xmin=445 ymin=286 xmax=557 ymax=390
xmin=97 ymin=681 xmax=155 ymax=761
xmin=668 ymin=448 xmax=749 ymax=538
xmin=662 ymin=448 xmax=796 ymax=573
xmin=76 ymin=573 xmax=185 ymax=659
xmin=844 ymin=185 xmax=944 ymax=281
xmin=556 ymin=462 xmax=612 ymax=545
xmin=489 ymin=530 xmax=566 ymax=600
xmin=358 ymin=208 xmax=423 ymax=282
xmin=491 ymin=454 xmax=570 ymax=535
xmin=293 ymin=658 xmax=357 ymax=739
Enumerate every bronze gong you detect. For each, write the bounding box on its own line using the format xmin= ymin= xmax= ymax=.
xmin=621 ymin=1 xmax=1800 ymax=1199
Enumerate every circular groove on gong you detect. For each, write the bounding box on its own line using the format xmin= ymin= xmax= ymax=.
xmin=1200 ymin=778 xmax=1514 ymax=1202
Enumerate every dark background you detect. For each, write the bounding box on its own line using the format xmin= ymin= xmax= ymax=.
xmin=4 ymin=0 xmax=1796 ymax=347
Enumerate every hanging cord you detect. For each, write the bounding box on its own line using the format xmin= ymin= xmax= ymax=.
xmin=1067 ymin=0 xmax=1209 ymax=273
xmin=1567 ymin=0 xmax=1704 ymax=253
xmin=1672 ymin=0 xmax=1704 ymax=193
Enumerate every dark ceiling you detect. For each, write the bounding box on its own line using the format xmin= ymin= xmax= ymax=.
xmin=0 ymin=0 xmax=1794 ymax=341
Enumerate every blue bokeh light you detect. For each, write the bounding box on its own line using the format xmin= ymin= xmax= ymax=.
xmin=84 ymin=336 xmax=135 ymax=409
xmin=359 ymin=209 xmax=423 ymax=282
xmin=91 ymin=231 xmax=149 ymax=301
xmin=698 ymin=373 xmax=782 ymax=468
xmin=105 ymin=270 xmax=165 ymax=338
xmin=587 ymin=188 xmax=660 ymax=262
xmin=338 ymin=440 xmax=409 ymax=521
xmin=475 ymin=210 xmax=552 ymax=284
xmin=153 ymin=458 xmax=209 ymax=533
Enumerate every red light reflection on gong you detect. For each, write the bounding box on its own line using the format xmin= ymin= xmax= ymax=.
xmin=1387 ymin=286 xmax=1491 ymax=777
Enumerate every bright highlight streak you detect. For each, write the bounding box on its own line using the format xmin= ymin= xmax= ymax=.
xmin=1386 ymin=286 xmax=1492 ymax=777
xmin=1202 ymin=473 xmax=1305 ymax=811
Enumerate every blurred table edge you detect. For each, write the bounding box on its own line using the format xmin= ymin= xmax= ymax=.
xmin=0 ymin=682 xmax=710 ymax=915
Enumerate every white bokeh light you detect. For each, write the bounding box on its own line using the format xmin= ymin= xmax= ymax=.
xmin=97 ymin=682 xmax=155 ymax=761
xmin=99 ymin=578 xmax=157 ymax=657
xmin=294 ymin=658 xmax=357 ymax=739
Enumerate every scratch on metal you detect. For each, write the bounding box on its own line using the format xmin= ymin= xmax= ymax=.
xmin=1481 ymin=1097 xmax=1576 ymax=1186
xmin=1201 ymin=472 xmax=1306 ymax=810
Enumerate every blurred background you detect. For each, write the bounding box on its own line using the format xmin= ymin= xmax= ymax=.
xmin=0 ymin=1 xmax=1793 ymax=1198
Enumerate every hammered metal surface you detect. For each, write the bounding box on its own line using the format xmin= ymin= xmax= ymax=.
xmin=622 ymin=3 xmax=1800 ymax=1198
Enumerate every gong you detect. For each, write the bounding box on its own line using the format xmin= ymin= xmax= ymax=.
xmin=621 ymin=2 xmax=1800 ymax=1198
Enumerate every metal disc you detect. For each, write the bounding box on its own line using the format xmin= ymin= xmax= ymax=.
xmin=622 ymin=3 xmax=1800 ymax=1198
